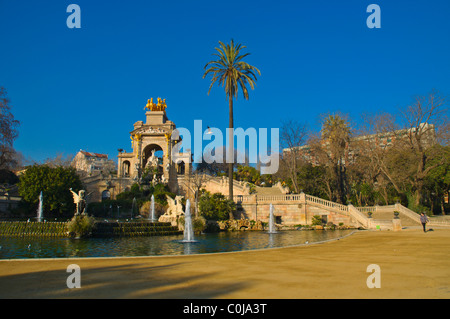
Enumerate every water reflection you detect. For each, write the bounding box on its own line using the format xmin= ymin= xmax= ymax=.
xmin=0 ymin=230 xmax=354 ymax=259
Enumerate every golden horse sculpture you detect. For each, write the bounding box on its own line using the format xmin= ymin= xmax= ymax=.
xmin=145 ymin=97 xmax=167 ymax=112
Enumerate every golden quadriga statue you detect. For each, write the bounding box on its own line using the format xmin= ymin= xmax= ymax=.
xmin=145 ymin=97 xmax=167 ymax=112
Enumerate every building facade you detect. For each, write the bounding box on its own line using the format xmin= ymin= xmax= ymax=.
xmin=80 ymin=98 xmax=192 ymax=203
xmin=71 ymin=150 xmax=115 ymax=175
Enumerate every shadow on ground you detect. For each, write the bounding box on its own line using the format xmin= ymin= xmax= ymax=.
xmin=0 ymin=260 xmax=248 ymax=299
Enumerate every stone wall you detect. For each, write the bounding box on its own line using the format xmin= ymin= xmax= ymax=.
xmin=236 ymin=194 xmax=359 ymax=227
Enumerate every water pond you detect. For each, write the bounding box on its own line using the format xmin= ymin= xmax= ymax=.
xmin=0 ymin=229 xmax=355 ymax=259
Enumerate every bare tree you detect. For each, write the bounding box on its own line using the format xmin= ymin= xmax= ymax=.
xmin=396 ymin=90 xmax=448 ymax=206
xmin=44 ymin=153 xmax=74 ymax=168
xmin=361 ymin=90 xmax=448 ymax=207
xmin=357 ymin=112 xmax=405 ymax=196
xmin=186 ymin=169 xmax=210 ymax=217
xmin=280 ymin=120 xmax=308 ymax=193
xmin=0 ymin=87 xmax=19 ymax=169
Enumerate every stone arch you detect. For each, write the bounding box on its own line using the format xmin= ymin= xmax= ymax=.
xmin=122 ymin=160 xmax=131 ymax=177
xmin=142 ymin=143 xmax=164 ymax=169
xmin=177 ymin=161 xmax=185 ymax=175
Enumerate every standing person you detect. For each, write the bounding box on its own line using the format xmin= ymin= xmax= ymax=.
xmin=420 ymin=212 xmax=429 ymax=233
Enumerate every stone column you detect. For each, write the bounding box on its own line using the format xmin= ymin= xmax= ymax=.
xmin=393 ymin=212 xmax=402 ymax=231
xmin=299 ymin=192 xmax=307 ymax=224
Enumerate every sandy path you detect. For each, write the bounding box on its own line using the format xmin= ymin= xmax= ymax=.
xmin=0 ymin=228 xmax=449 ymax=299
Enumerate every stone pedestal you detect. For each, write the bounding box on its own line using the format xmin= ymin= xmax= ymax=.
xmin=367 ymin=217 xmax=373 ymax=229
xmin=146 ymin=111 xmax=167 ymax=125
xmin=392 ymin=218 xmax=402 ymax=231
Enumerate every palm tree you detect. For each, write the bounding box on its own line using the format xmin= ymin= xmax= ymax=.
xmin=203 ymin=39 xmax=260 ymax=209
xmin=321 ymin=114 xmax=352 ymax=203
xmin=321 ymin=114 xmax=352 ymax=152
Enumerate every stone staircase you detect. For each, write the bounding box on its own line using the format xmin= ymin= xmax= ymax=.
xmin=254 ymin=185 xmax=284 ymax=195
xmin=93 ymin=221 xmax=181 ymax=237
xmin=185 ymin=174 xmax=289 ymax=197
xmin=370 ymin=210 xmax=419 ymax=226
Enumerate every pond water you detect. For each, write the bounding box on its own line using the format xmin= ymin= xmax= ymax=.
xmin=0 ymin=230 xmax=355 ymax=259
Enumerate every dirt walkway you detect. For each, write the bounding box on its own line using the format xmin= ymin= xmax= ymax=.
xmin=0 ymin=229 xmax=449 ymax=299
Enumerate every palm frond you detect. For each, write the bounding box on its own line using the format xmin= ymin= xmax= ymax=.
xmin=203 ymin=39 xmax=260 ymax=100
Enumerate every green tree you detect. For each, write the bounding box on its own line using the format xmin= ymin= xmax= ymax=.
xmin=425 ymin=145 xmax=450 ymax=214
xmin=296 ymin=163 xmax=329 ymax=199
xmin=18 ymin=165 xmax=83 ymax=217
xmin=199 ymin=191 xmax=236 ymax=221
xmin=310 ymin=113 xmax=352 ymax=203
xmin=203 ymin=39 xmax=261 ymax=207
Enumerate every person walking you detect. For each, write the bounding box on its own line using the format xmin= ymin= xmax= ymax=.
xmin=420 ymin=212 xmax=429 ymax=232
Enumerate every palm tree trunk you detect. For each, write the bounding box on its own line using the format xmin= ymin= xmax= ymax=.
xmin=228 ymin=94 xmax=234 ymax=219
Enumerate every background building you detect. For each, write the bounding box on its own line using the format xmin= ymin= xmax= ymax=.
xmin=71 ymin=150 xmax=116 ymax=175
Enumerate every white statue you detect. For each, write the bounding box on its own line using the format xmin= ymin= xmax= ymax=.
xmin=70 ymin=188 xmax=86 ymax=215
xmin=145 ymin=150 xmax=158 ymax=169
xmin=152 ymin=174 xmax=158 ymax=186
xmin=159 ymin=195 xmax=184 ymax=226
xmin=150 ymin=150 xmax=159 ymax=167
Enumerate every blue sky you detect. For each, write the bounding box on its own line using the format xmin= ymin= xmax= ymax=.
xmin=1 ymin=0 xmax=449 ymax=164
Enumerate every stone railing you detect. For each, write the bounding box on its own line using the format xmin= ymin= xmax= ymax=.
xmin=235 ymin=193 xmax=355 ymax=213
xmin=305 ymin=194 xmax=348 ymax=213
xmin=394 ymin=204 xmax=450 ymax=226
xmin=393 ymin=204 xmax=421 ymax=224
xmin=233 ymin=192 xmax=450 ymax=229
xmin=232 ymin=192 xmax=450 ymax=229
xmin=258 ymin=194 xmax=303 ymax=202
xmin=233 ymin=194 xmax=303 ymax=203
xmin=428 ymin=216 xmax=450 ymax=226
xmin=304 ymin=194 xmax=368 ymax=227
xmin=348 ymin=205 xmax=370 ymax=228
xmin=356 ymin=205 xmax=396 ymax=213
xmin=357 ymin=203 xmax=450 ymax=227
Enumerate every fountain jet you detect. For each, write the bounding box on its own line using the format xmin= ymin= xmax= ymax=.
xmin=268 ymin=203 xmax=277 ymax=234
xmin=37 ymin=191 xmax=43 ymax=222
xmin=149 ymin=195 xmax=157 ymax=222
xmin=131 ymin=197 xmax=137 ymax=219
xmin=181 ymin=199 xmax=196 ymax=242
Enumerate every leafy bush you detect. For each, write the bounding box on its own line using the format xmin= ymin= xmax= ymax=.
xmin=67 ymin=215 xmax=96 ymax=238
xmin=199 ymin=192 xmax=235 ymax=220
xmin=139 ymin=200 xmax=166 ymax=219
xmin=326 ymin=222 xmax=336 ymax=229
xmin=311 ymin=215 xmax=322 ymax=226
xmin=179 ymin=215 xmax=206 ymax=234
xmin=193 ymin=216 xmax=206 ymax=234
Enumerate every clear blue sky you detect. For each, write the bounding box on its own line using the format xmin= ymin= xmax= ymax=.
xmin=1 ymin=0 xmax=449 ymax=164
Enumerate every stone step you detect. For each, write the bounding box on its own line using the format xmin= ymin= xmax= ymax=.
xmin=93 ymin=221 xmax=181 ymax=237
xmin=370 ymin=211 xmax=419 ymax=226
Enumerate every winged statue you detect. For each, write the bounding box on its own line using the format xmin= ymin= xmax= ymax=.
xmin=70 ymin=188 xmax=92 ymax=215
